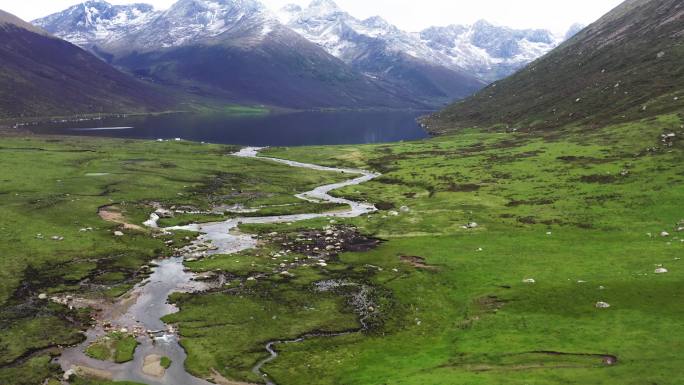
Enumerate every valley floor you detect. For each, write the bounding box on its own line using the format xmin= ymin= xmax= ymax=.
xmin=1 ymin=112 xmax=684 ymax=385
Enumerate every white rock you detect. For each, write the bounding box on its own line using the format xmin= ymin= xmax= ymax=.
xmin=38 ymin=293 xmax=48 ymax=300
xmin=661 ymin=231 xmax=670 ymax=237
xmin=114 ymin=231 xmax=124 ymax=237
xmin=655 ymin=268 xmax=669 ymax=274
xmin=63 ymin=368 xmax=75 ymax=380
xmin=522 ymin=278 xmax=536 ymax=284
xmin=595 ymin=301 xmax=611 ymax=309
xmin=400 ymin=206 xmax=410 ymax=213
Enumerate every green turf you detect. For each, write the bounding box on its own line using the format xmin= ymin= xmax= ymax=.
xmin=229 ymin=113 xmax=682 ymax=385
xmin=85 ymin=332 xmax=138 ymax=363
xmin=160 ymin=356 xmax=172 ymax=369
xmin=0 ymin=135 xmax=347 ymax=384
xmin=2 ymin=111 xmax=684 ymax=385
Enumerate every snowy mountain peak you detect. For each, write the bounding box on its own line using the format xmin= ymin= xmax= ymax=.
xmin=280 ymin=2 xmax=568 ymax=83
xmin=362 ymin=16 xmax=391 ymax=30
xmin=35 ymin=0 xmax=281 ymax=51
xmin=308 ymin=0 xmax=341 ymax=13
xmin=33 ymin=1 xmax=156 ymax=46
xmin=168 ymin=0 xmax=266 ymax=14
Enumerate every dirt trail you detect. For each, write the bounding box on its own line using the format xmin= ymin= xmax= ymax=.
xmin=98 ymin=205 xmax=146 ymax=231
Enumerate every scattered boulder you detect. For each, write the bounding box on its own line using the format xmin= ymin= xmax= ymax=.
xmin=655 ymin=268 xmax=669 ymax=274
xmin=400 ymin=206 xmax=411 ymax=213
xmin=661 ymin=231 xmax=670 ymax=237
xmin=38 ymin=293 xmax=48 ymax=300
xmin=595 ymin=301 xmax=611 ymax=309
xmin=522 ymin=278 xmax=536 ymax=284
xmin=114 ymin=231 xmax=124 ymax=237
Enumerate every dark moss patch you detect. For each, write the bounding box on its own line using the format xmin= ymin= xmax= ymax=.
xmin=579 ymin=174 xmax=619 ymax=184
xmin=447 ymin=184 xmax=481 ymax=192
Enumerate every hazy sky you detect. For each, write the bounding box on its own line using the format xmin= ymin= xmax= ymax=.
xmin=1 ymin=0 xmax=624 ymax=33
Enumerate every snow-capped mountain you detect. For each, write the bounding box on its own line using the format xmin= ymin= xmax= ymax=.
xmin=32 ymin=0 xmax=580 ymax=108
xmin=420 ymin=21 xmax=564 ymax=81
xmin=34 ymin=0 xmax=442 ymax=109
xmin=279 ymin=0 xmax=458 ymax=74
xmin=0 ymin=8 xmax=174 ymax=118
xmin=34 ymin=0 xmax=277 ymax=52
xmin=33 ymin=1 xmax=156 ymax=48
xmin=277 ymin=0 xmax=486 ymax=102
xmin=279 ymin=1 xmax=574 ymax=82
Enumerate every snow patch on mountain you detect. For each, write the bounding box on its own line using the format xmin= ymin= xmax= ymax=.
xmin=279 ymin=0 xmax=576 ymax=82
xmin=34 ymin=1 xmax=156 ymax=46
xmin=420 ymin=20 xmax=564 ymax=80
xmin=34 ymin=0 xmax=279 ymax=51
xmin=34 ymin=0 xmax=583 ymax=82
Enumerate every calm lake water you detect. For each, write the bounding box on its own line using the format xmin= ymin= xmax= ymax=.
xmin=29 ymin=110 xmax=429 ymax=146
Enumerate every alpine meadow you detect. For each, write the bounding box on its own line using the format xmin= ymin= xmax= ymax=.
xmin=0 ymin=1 xmax=682 ymax=385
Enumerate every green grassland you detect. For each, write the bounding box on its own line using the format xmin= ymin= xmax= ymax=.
xmin=85 ymin=332 xmax=138 ymax=363
xmin=0 ymin=136 xmax=347 ymax=384
xmin=160 ymin=113 xmax=684 ymax=385
xmin=1 ymin=110 xmax=683 ymax=385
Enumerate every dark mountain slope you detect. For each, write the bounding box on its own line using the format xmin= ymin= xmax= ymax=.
xmin=427 ymin=0 xmax=684 ymax=133
xmin=0 ymin=10 xmax=173 ymax=118
xmin=34 ymin=0 xmax=433 ymax=109
xmin=113 ymin=25 xmax=425 ymax=109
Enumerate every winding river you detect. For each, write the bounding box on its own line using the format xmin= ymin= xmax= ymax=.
xmin=57 ymin=147 xmax=380 ymax=385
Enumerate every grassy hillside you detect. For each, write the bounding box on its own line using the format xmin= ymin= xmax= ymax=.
xmin=0 ymin=10 xmax=175 ymax=119
xmin=425 ymin=0 xmax=684 ymax=133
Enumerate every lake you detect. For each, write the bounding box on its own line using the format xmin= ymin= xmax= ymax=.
xmin=28 ymin=110 xmax=429 ymax=146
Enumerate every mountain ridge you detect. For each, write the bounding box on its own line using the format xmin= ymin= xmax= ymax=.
xmin=34 ymin=0 xmax=443 ymax=109
xmin=0 ymin=9 xmax=175 ymax=118
xmin=33 ymin=0 xmax=580 ymax=109
xmin=426 ymin=0 xmax=684 ymax=133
